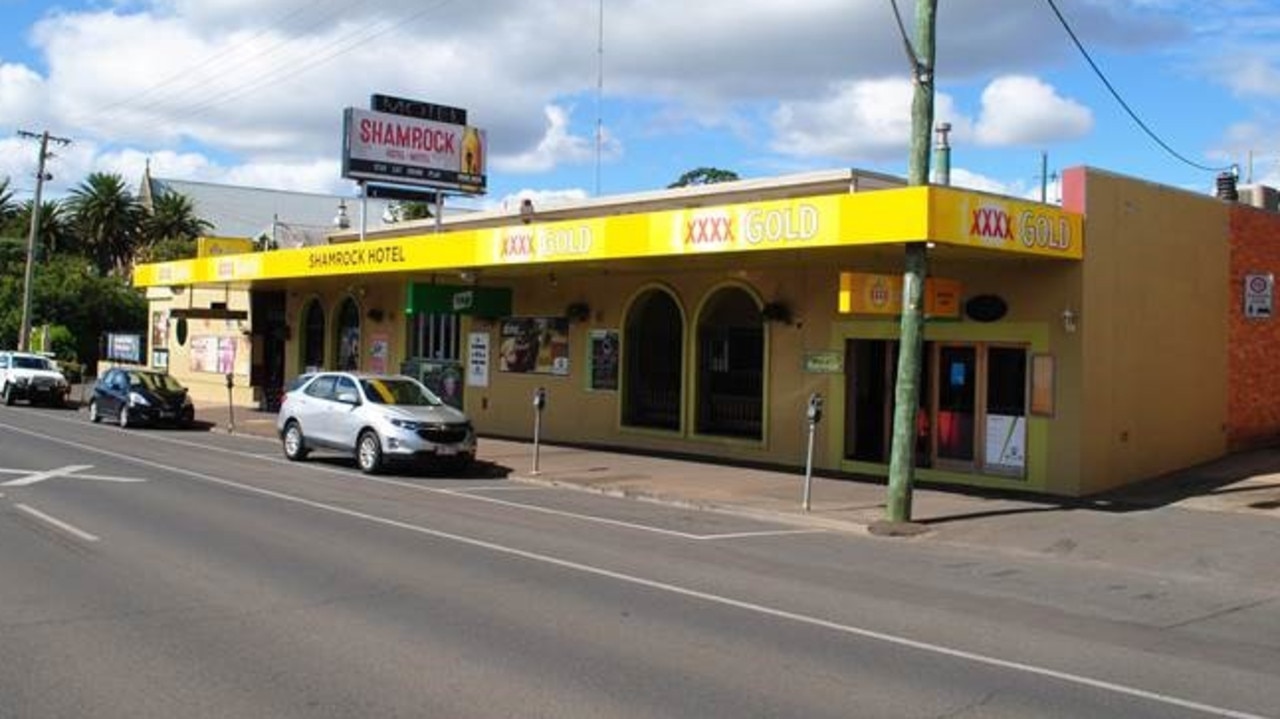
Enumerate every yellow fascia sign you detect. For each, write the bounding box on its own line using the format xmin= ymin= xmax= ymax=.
xmin=133 ymin=187 xmax=1083 ymax=288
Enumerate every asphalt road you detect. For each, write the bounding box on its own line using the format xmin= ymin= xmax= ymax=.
xmin=0 ymin=404 xmax=1276 ymax=719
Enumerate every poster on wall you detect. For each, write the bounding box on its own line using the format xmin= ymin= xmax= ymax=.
xmin=499 ymin=317 xmax=569 ymax=375
xmin=339 ymin=325 xmax=360 ymax=370
xmin=467 ymin=332 xmax=490 ymax=387
xmin=588 ymin=329 xmax=619 ymax=391
xmin=189 ymin=335 xmax=238 ymax=374
xmin=189 ymin=336 xmax=216 ymax=373
xmin=984 ymin=414 xmax=1027 ymax=474
xmin=151 ymin=311 xmax=168 ymax=349
xmin=368 ymin=333 xmax=389 ymax=374
xmin=217 ymin=337 xmax=236 ymax=374
xmin=152 ymin=349 xmax=168 ymax=370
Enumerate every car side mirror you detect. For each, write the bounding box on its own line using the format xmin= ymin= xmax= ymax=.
xmin=336 ymin=390 xmax=360 ymax=405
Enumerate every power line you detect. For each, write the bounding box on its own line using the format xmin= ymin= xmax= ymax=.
xmin=1043 ymin=0 xmax=1232 ymax=174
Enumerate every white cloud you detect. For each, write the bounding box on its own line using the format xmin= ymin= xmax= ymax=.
xmin=973 ymin=76 xmax=1093 ymax=147
xmin=489 ymin=188 xmax=592 ymax=213
xmin=496 ymin=105 xmax=618 ymax=174
xmin=769 ymin=78 xmax=970 ymax=162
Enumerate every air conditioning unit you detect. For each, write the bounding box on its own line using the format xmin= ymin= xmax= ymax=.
xmin=1239 ymin=184 xmax=1280 ymax=212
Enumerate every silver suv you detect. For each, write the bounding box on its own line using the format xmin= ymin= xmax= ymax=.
xmin=0 ymin=351 xmax=71 ymax=407
xmin=276 ymin=372 xmax=476 ymax=474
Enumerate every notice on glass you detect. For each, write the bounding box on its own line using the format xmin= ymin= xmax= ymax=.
xmin=467 ymin=332 xmax=490 ymax=387
xmin=985 ymin=414 xmax=1026 ymax=473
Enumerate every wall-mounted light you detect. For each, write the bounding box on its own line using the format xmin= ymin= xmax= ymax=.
xmin=1061 ymin=307 xmax=1078 ymax=334
xmin=334 ymin=199 xmax=351 ymax=229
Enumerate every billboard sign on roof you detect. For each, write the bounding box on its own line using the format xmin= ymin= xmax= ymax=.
xmin=342 ymin=107 xmax=486 ymax=195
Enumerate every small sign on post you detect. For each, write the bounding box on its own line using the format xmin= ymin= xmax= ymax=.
xmin=1245 ymin=273 xmax=1274 ymax=319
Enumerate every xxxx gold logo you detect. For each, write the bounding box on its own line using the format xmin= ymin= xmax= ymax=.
xmin=501 ymin=231 xmax=535 ymax=258
xmin=685 ymin=213 xmax=733 ymax=245
xmin=970 ymin=206 xmax=1014 ymax=241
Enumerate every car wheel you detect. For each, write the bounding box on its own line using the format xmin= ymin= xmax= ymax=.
xmin=356 ymin=430 xmax=383 ymax=474
xmin=88 ymin=399 xmax=101 ymax=423
xmin=282 ymin=420 xmax=309 ymax=461
xmin=118 ymin=405 xmax=130 ymax=429
xmin=2 ymin=383 xmax=13 ymax=406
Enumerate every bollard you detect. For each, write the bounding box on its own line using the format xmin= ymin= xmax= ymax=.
xmin=531 ymin=386 xmax=547 ymax=475
xmin=225 ymin=372 xmax=235 ymax=434
xmin=802 ymin=392 xmax=823 ymax=511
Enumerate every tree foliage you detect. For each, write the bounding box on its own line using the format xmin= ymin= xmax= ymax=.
xmin=0 ymin=171 xmax=209 ymax=370
xmin=668 ymin=167 xmax=741 ymax=188
xmin=67 ymin=172 xmax=145 ymax=276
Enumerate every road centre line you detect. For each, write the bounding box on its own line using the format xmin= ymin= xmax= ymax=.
xmin=56 ymin=416 xmax=809 ymax=541
xmin=14 ymin=502 xmax=100 ymax=542
xmin=0 ymin=419 xmax=1267 ymax=719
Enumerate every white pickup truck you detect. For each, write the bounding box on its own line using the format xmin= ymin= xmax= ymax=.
xmin=0 ymin=351 xmax=71 ymax=407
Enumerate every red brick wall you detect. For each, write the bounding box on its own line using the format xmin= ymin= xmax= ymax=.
xmin=1228 ymin=205 xmax=1280 ymax=448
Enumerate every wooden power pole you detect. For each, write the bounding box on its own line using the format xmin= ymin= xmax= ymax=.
xmin=16 ymin=130 xmax=72 ymax=352
xmin=885 ymin=0 xmax=937 ymax=524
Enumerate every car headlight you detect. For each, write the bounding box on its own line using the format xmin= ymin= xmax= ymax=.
xmin=128 ymin=391 xmax=151 ymax=407
xmin=389 ymin=418 xmax=422 ymax=431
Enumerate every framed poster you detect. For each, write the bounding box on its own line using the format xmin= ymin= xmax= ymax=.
xmin=499 ymin=317 xmax=569 ymax=375
xmin=588 ymin=329 xmax=619 ymax=391
xmin=467 ymin=332 xmax=490 ymax=387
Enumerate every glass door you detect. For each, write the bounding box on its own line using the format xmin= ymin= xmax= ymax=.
xmin=935 ymin=345 xmax=977 ymax=465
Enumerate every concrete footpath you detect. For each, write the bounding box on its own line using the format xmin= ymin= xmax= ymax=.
xmin=198 ymin=401 xmax=1280 ymax=584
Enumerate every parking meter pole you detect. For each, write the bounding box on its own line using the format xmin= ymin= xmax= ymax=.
xmin=225 ymin=373 xmax=235 ymax=434
xmin=802 ymin=392 xmax=823 ymax=512
xmin=803 ymin=421 xmax=816 ymax=511
xmin=531 ymin=387 xmax=546 ymax=475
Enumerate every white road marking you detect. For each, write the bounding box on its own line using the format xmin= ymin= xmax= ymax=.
xmin=2 ymin=465 xmax=94 ymax=487
xmin=14 ymin=503 xmax=100 ymax=542
xmin=0 ymin=464 xmax=146 ymax=487
xmin=0 ymin=418 xmax=1269 ymax=719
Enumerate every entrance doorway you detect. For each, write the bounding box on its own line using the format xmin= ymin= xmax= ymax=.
xmin=844 ymin=339 xmax=1028 ymax=477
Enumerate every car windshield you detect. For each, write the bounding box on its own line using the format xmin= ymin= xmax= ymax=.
xmin=360 ymin=377 xmax=443 ymax=407
xmin=130 ymin=372 xmax=185 ymax=392
xmin=13 ymin=356 xmax=56 ymax=371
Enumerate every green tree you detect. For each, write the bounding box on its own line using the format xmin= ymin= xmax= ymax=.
xmin=0 ymin=176 xmax=15 ymax=223
xmin=667 ymin=167 xmax=740 ymax=188
xmin=144 ymin=189 xmax=211 ymax=244
xmin=136 ymin=236 xmax=198 ymax=263
xmin=9 ymin=200 xmax=77 ymax=260
xmin=67 ymin=172 xmax=145 ymax=276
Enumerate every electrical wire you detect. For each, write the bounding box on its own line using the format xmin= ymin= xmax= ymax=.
xmin=1043 ymin=0 xmax=1232 ymax=174
xmin=168 ymin=0 xmax=456 ymax=121
xmin=85 ymin=0 xmax=355 ymax=122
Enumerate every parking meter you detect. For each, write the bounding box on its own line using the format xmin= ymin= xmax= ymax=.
xmin=807 ymin=392 xmax=824 ymax=424
xmin=802 ymin=392 xmax=823 ymax=510
xmin=531 ymin=387 xmax=547 ymax=474
xmin=225 ymin=372 xmax=235 ymax=434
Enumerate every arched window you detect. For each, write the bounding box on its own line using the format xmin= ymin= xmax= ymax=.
xmin=301 ymin=299 xmax=325 ymax=371
xmin=623 ymin=288 xmax=683 ymax=431
xmin=335 ymin=297 xmax=361 ymax=371
xmin=696 ymin=286 xmax=763 ymax=439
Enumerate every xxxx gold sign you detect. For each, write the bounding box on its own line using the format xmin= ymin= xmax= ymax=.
xmin=931 ymin=187 xmax=1082 ymax=259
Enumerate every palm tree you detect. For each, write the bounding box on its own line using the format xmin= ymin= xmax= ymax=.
xmin=13 ymin=199 xmax=76 ymax=259
xmin=0 ymin=177 xmax=14 ymax=222
xmin=144 ymin=189 xmax=211 ymax=244
xmin=66 ymin=172 xmax=145 ymax=276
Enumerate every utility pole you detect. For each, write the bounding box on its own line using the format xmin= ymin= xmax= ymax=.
xmin=16 ymin=130 xmax=72 ymax=352
xmin=884 ymin=0 xmax=937 ymax=525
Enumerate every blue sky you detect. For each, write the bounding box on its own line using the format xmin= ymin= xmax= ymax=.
xmin=1 ymin=0 xmax=1278 ymax=214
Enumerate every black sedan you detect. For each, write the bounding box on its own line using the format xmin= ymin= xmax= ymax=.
xmin=88 ymin=367 xmax=195 ymax=428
